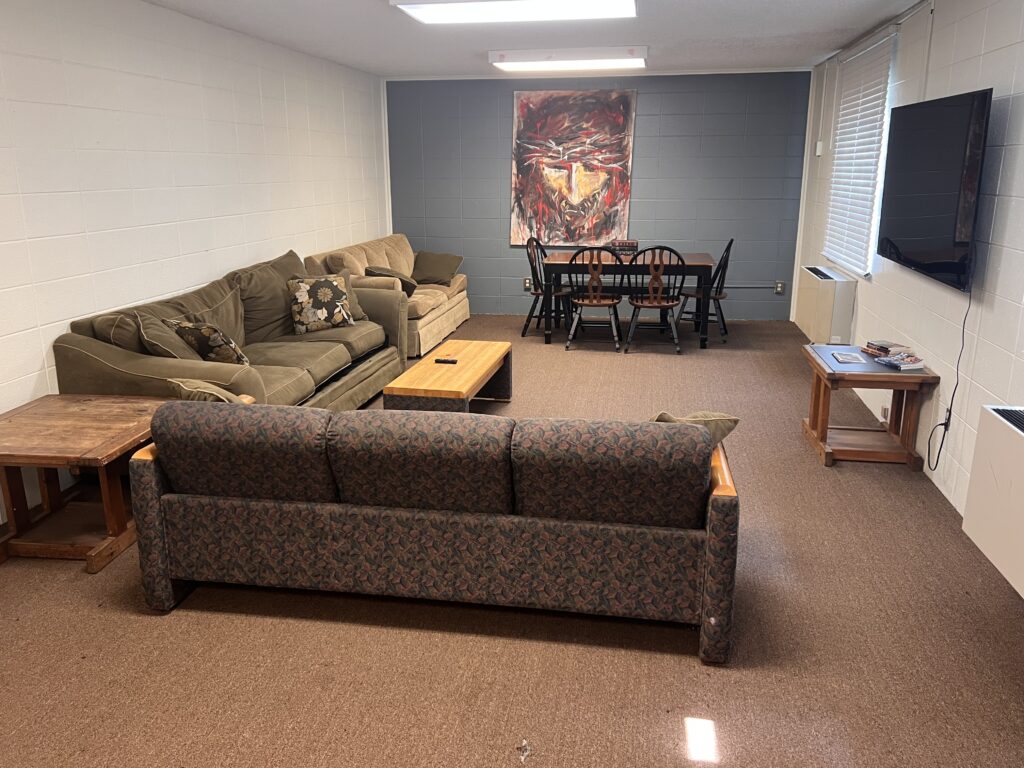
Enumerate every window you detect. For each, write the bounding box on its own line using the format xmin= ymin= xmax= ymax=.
xmin=823 ymin=32 xmax=895 ymax=277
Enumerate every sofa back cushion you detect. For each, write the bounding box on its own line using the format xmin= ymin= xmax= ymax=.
xmin=327 ymin=410 xmax=515 ymax=515
xmin=380 ymin=234 xmax=416 ymax=276
xmin=151 ymin=401 xmax=338 ymax=502
xmin=227 ymin=250 xmax=305 ymax=344
xmin=511 ymin=419 xmax=713 ymax=528
xmin=90 ymin=278 xmax=243 ymax=353
xmin=315 ymin=234 xmax=416 ymax=279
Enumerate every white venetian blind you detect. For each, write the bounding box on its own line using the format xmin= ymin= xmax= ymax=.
xmin=823 ymin=32 xmax=895 ymax=276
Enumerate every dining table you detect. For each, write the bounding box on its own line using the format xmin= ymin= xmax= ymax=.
xmin=542 ymin=250 xmax=716 ymax=348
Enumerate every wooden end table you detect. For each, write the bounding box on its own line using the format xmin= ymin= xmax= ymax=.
xmin=383 ymin=339 xmax=512 ymax=411
xmin=0 ymin=394 xmax=166 ymax=573
xmin=801 ymin=345 xmax=940 ymax=470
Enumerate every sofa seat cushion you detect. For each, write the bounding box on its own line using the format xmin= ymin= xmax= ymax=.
xmin=511 ymin=419 xmax=714 ymax=528
xmin=423 ymin=274 xmax=467 ymax=300
xmin=243 ymin=342 xmax=352 ymax=385
xmin=408 ymin=287 xmax=447 ymax=319
xmin=251 ymin=365 xmax=316 ymax=405
xmin=327 ymin=410 xmax=515 ymax=515
xmin=264 ymin=321 xmax=386 ymax=361
xmin=150 ymin=401 xmax=338 ymax=502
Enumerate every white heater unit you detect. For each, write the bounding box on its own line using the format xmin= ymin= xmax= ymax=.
xmin=963 ymin=406 xmax=1024 ymax=598
xmin=795 ymin=265 xmax=856 ymax=344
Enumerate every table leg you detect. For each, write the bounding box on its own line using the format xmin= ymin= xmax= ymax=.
xmin=888 ymin=391 xmax=906 ymax=437
xmin=808 ymin=373 xmax=823 ymax=436
xmin=699 ymin=276 xmax=711 ymax=349
xmin=815 ymin=380 xmax=833 ymax=465
xmin=37 ymin=468 xmax=64 ymax=515
xmin=900 ymin=390 xmax=924 ymax=469
xmin=1 ymin=466 xmax=31 ymax=536
xmin=542 ymin=279 xmax=553 ymax=345
xmin=98 ymin=463 xmax=130 ymax=537
xmin=477 ymin=351 xmax=512 ymax=402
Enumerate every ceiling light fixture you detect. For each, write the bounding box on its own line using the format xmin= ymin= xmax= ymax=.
xmin=489 ymin=46 xmax=647 ymax=72
xmin=391 ymin=0 xmax=637 ymax=25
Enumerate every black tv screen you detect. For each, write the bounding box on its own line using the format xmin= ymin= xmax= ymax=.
xmin=876 ymin=88 xmax=992 ymax=292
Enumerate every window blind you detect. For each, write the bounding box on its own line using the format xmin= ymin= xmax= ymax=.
xmin=823 ymin=34 xmax=895 ymax=277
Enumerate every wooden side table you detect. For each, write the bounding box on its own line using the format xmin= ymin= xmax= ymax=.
xmin=0 ymin=394 xmax=166 ymax=573
xmin=801 ymin=345 xmax=940 ymax=469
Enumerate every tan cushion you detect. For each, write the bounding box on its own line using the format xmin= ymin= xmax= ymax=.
xmin=407 ymin=287 xmax=447 ymax=319
xmin=361 ymin=239 xmax=389 ymax=269
xmin=193 ymin=286 xmax=245 ymax=344
xmin=228 ymin=251 xmax=306 ymax=344
xmin=423 ymin=274 xmax=468 ymax=299
xmin=652 ymin=411 xmax=739 ymax=445
xmin=167 ymin=378 xmax=244 ymax=403
xmin=136 ymin=312 xmax=200 ymax=360
xmin=242 ymin=341 xmax=352 ymax=385
xmin=264 ymin=321 xmax=386 ymax=361
xmin=382 ymin=234 xmax=416 ymax=276
xmin=325 ymin=247 xmax=368 ymax=277
xmin=251 ymin=365 xmax=315 ymax=405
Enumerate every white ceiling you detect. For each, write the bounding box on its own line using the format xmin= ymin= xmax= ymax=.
xmin=145 ymin=0 xmax=915 ymax=78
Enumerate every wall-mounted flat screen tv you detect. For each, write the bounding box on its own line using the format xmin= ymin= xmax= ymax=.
xmin=876 ymin=88 xmax=992 ymax=292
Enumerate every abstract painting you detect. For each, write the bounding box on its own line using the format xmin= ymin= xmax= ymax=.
xmin=510 ymin=89 xmax=636 ymax=247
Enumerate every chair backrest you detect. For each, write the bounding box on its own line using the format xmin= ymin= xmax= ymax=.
xmin=567 ymin=247 xmax=623 ymax=299
xmin=629 ymin=246 xmax=685 ymax=304
xmin=712 ymin=239 xmax=734 ymax=295
xmin=525 ymin=237 xmax=548 ymax=288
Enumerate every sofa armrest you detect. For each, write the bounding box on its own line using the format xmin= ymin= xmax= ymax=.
xmin=352 ymin=275 xmax=402 ymax=291
xmin=53 ymin=333 xmax=267 ymax=402
xmin=700 ymin=444 xmax=739 ymax=664
xmin=129 ymin=445 xmax=194 ymax=610
xmin=355 ymin=287 xmax=408 ymax=363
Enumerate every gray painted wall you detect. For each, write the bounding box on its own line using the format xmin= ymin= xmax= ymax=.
xmin=386 ymin=72 xmax=810 ymax=318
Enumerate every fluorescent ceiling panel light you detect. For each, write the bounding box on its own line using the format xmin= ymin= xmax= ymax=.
xmin=489 ymin=46 xmax=647 ymax=72
xmin=391 ymin=0 xmax=636 ymax=25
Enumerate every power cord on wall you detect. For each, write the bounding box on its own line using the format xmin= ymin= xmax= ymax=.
xmin=926 ymin=286 xmax=972 ymax=471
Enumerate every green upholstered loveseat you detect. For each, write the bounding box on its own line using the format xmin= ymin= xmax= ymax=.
xmin=52 ymin=251 xmax=407 ymax=411
xmin=130 ymin=403 xmax=740 ymax=664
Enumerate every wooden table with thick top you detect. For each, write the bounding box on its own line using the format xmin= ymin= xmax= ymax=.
xmin=383 ymin=339 xmax=512 ymax=412
xmin=801 ymin=344 xmax=940 ymax=469
xmin=0 ymin=394 xmax=166 ymax=573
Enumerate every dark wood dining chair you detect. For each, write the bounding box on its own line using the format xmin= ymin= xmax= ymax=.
xmin=624 ymin=246 xmax=686 ymax=354
xmin=565 ymin=247 xmax=624 ymax=351
xmin=680 ymin=238 xmax=733 ymax=342
xmin=522 ymin=237 xmax=572 ymax=337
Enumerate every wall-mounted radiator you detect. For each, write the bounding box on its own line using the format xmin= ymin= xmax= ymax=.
xmin=795 ymin=265 xmax=856 ymax=344
xmin=963 ymin=406 xmax=1024 ymax=598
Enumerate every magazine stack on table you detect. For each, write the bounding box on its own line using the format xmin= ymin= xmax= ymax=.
xmin=860 ymin=340 xmax=926 ymax=371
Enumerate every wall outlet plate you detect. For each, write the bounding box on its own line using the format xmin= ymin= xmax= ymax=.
xmin=523 ymin=277 xmax=532 ymax=291
xmin=774 ymin=280 xmax=786 ymax=295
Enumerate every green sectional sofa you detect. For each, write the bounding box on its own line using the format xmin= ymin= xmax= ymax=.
xmin=53 ymin=251 xmax=407 ymax=411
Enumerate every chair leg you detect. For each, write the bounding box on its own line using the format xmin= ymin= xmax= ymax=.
xmin=609 ymin=306 xmax=621 ymax=351
xmin=715 ymin=299 xmax=728 ymax=341
xmin=521 ymin=296 xmax=539 ymax=337
xmin=565 ymin=306 xmax=582 ymax=350
xmin=624 ymin=306 xmax=640 ymax=353
xmin=668 ymin=307 xmax=681 ymax=354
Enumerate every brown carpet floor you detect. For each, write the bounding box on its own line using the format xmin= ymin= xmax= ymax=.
xmin=2 ymin=316 xmax=1023 ymax=767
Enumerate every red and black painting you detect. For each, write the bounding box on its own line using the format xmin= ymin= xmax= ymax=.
xmin=510 ymin=89 xmax=636 ymax=247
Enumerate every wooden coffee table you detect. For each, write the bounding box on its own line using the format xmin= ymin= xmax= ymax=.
xmin=383 ymin=339 xmax=512 ymax=412
xmin=0 ymin=394 xmax=166 ymax=572
xmin=802 ymin=344 xmax=939 ymax=469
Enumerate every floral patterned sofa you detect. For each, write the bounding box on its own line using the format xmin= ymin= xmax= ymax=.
xmin=130 ymin=403 xmax=740 ymax=664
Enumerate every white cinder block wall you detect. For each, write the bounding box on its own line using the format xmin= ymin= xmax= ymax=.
xmin=797 ymin=0 xmax=1024 ymax=513
xmin=0 ymin=0 xmax=388 ymax=523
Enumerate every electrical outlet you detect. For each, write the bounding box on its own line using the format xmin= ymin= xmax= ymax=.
xmin=774 ymin=280 xmax=786 ymax=295
xmin=523 ymin=277 xmax=532 ymax=291
xmin=881 ymin=406 xmax=890 ymax=422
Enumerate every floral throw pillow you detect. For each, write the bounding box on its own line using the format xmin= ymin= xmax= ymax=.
xmin=288 ymin=276 xmax=355 ymax=335
xmin=164 ymin=319 xmax=249 ymax=365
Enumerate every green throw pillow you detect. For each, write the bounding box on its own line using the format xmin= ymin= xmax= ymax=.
xmin=651 ymin=411 xmax=739 ymax=445
xmin=287 ymin=276 xmax=355 ymax=334
xmin=167 ymin=378 xmax=244 ymax=403
xmin=136 ymin=312 xmax=201 ymax=360
xmin=365 ymin=265 xmax=417 ymax=297
xmin=164 ymin=319 xmax=249 ymax=365
xmin=412 ymin=250 xmax=463 ymax=286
